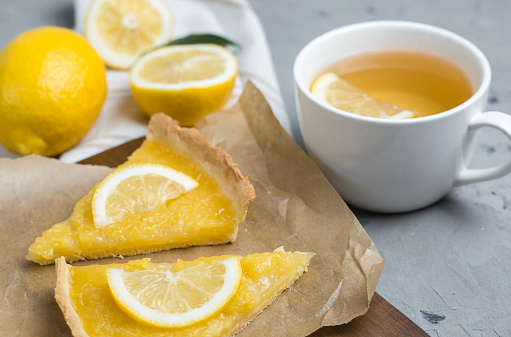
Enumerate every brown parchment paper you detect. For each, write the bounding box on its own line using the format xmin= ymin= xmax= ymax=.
xmin=0 ymin=82 xmax=384 ymax=337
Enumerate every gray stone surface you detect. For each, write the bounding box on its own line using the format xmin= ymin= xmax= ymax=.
xmin=1 ymin=0 xmax=510 ymax=336
xmin=248 ymin=1 xmax=511 ymax=336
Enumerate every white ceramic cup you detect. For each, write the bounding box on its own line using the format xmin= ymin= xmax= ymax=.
xmin=294 ymin=21 xmax=511 ymax=213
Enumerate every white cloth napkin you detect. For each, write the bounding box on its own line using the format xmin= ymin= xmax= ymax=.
xmin=0 ymin=0 xmax=289 ymax=163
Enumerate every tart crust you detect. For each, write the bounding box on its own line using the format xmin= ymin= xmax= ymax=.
xmin=147 ymin=113 xmax=256 ymax=238
xmin=55 ymin=257 xmax=89 ymax=337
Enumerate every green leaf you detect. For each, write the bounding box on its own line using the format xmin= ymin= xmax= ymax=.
xmin=164 ymin=33 xmax=242 ymax=52
xmin=135 ymin=34 xmax=242 ymax=62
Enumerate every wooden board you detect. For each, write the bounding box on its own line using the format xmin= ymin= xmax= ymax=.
xmin=80 ymin=138 xmax=428 ymax=337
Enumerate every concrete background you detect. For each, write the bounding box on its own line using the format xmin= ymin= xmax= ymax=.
xmin=1 ymin=1 xmax=510 ymax=336
xmin=248 ymin=2 xmax=511 ymax=336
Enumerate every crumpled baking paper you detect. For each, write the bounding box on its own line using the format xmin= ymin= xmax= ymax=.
xmin=0 ymin=82 xmax=384 ymax=336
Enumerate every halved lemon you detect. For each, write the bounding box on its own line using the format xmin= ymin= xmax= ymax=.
xmin=92 ymin=163 xmax=198 ymax=228
xmin=84 ymin=0 xmax=174 ymax=69
xmin=311 ymin=72 xmax=416 ymax=119
xmin=106 ymin=257 xmax=242 ymax=328
xmin=130 ymin=44 xmax=238 ymax=126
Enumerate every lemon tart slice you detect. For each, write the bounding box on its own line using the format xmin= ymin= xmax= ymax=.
xmin=55 ymin=248 xmax=314 ymax=336
xmin=27 ymin=113 xmax=255 ymax=265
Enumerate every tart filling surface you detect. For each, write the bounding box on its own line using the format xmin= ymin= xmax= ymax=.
xmin=55 ymin=248 xmax=314 ymax=337
xmin=27 ymin=113 xmax=255 ymax=265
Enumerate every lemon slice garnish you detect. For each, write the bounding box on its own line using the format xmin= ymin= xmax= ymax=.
xmin=84 ymin=0 xmax=174 ymax=69
xmin=129 ymin=44 xmax=238 ymax=126
xmin=107 ymin=257 xmax=242 ymax=328
xmin=311 ymin=72 xmax=416 ymax=119
xmin=92 ymin=163 xmax=198 ymax=228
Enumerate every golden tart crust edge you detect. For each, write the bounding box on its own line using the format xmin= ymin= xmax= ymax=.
xmin=55 ymin=257 xmax=89 ymax=337
xmin=147 ymin=113 xmax=256 ymax=241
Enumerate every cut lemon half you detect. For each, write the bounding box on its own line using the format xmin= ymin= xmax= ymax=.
xmin=84 ymin=0 xmax=174 ymax=69
xmin=92 ymin=163 xmax=198 ymax=228
xmin=106 ymin=257 xmax=242 ymax=328
xmin=311 ymin=72 xmax=416 ymax=119
xmin=130 ymin=44 xmax=238 ymax=126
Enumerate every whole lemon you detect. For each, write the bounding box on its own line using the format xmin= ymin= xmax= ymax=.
xmin=0 ymin=26 xmax=107 ymax=156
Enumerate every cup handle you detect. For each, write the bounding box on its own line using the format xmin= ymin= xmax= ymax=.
xmin=454 ymin=111 xmax=511 ymax=186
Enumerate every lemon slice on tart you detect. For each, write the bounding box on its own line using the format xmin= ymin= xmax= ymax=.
xmin=84 ymin=0 xmax=174 ymax=69
xmin=55 ymin=248 xmax=314 ymax=336
xmin=311 ymin=72 xmax=416 ymax=119
xmin=130 ymin=44 xmax=238 ymax=126
xmin=92 ymin=164 xmax=198 ymax=228
xmin=26 ymin=113 xmax=255 ymax=265
xmin=107 ymin=257 xmax=242 ymax=328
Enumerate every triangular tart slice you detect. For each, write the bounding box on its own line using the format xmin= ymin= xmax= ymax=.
xmin=55 ymin=248 xmax=314 ymax=337
xmin=27 ymin=113 xmax=255 ymax=265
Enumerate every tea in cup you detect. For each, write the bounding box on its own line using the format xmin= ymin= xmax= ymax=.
xmin=294 ymin=21 xmax=511 ymax=213
xmin=312 ymin=49 xmax=473 ymax=118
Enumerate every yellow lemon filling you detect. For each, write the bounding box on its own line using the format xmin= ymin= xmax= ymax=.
xmin=27 ymin=113 xmax=255 ymax=265
xmin=55 ymin=248 xmax=314 ymax=336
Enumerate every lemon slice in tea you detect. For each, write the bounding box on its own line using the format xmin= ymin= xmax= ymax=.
xmin=311 ymin=72 xmax=416 ymax=119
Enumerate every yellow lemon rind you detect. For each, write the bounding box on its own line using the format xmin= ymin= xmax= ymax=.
xmin=27 ymin=113 xmax=256 ymax=265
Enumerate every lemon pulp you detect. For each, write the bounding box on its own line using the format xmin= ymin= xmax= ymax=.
xmin=62 ymin=249 xmax=313 ymax=336
xmin=27 ymin=140 xmax=236 ymax=264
